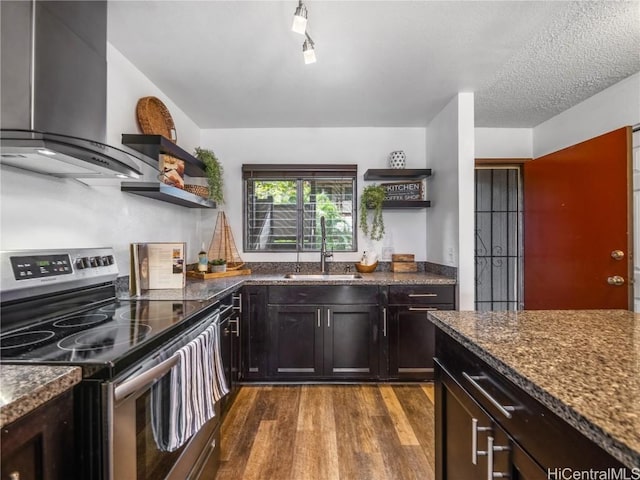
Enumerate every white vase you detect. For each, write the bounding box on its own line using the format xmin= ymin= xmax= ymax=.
xmin=388 ymin=150 xmax=406 ymax=169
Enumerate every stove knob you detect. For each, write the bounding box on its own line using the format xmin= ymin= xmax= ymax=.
xmin=90 ymin=257 xmax=99 ymax=268
xmin=105 ymin=255 xmax=115 ymax=265
xmin=76 ymin=258 xmax=86 ymax=269
xmin=96 ymin=256 xmax=105 ymax=267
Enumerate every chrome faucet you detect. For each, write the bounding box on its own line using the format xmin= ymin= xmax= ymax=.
xmin=320 ymin=216 xmax=333 ymax=274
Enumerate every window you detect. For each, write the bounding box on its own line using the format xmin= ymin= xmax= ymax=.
xmin=243 ymin=164 xmax=357 ymax=252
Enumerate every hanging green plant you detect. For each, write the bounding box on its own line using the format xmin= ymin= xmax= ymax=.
xmin=359 ymin=184 xmax=386 ymax=241
xmin=194 ymin=147 xmax=224 ymax=204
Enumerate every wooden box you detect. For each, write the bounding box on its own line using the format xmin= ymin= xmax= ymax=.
xmin=391 ymin=261 xmax=417 ymax=272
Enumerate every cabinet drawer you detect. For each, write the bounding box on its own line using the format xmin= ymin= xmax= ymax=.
xmin=268 ymin=285 xmax=378 ymax=305
xmin=389 ymin=285 xmax=454 ymax=305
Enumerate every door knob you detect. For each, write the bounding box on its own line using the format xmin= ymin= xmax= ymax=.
xmin=607 ymin=275 xmax=625 ymax=286
xmin=611 ymin=250 xmax=625 ymax=260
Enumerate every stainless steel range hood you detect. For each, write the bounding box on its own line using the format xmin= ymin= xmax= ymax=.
xmin=0 ymin=130 xmax=141 ymax=179
xmin=0 ymin=1 xmax=142 ymax=179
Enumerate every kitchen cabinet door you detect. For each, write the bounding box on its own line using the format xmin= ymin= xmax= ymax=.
xmin=268 ymin=304 xmax=323 ymax=379
xmin=323 ymin=304 xmax=379 ymax=378
xmin=388 ymin=307 xmax=436 ymax=380
xmin=1 ymin=390 xmax=75 ymax=480
xmin=241 ymin=286 xmax=268 ymax=380
xmin=436 ymin=365 xmax=490 ymax=480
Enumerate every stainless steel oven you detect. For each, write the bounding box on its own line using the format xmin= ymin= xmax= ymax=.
xmin=0 ymin=248 xmax=232 ymax=479
xmin=107 ymin=302 xmax=233 ymax=480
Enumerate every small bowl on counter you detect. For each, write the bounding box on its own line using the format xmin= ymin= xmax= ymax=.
xmin=354 ymin=261 xmax=378 ymax=273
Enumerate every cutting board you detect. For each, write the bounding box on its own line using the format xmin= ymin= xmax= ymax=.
xmin=392 ymin=253 xmax=415 ymax=262
xmin=186 ymin=269 xmax=252 ymax=280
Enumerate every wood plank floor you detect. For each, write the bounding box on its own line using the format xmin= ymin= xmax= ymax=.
xmin=215 ymin=384 xmax=435 ymax=480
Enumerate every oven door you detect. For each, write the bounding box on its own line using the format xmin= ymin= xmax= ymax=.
xmin=104 ymin=304 xmax=232 ymax=480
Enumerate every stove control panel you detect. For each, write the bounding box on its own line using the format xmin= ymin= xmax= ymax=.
xmin=1 ymin=248 xmax=119 ymax=303
xmin=10 ymin=254 xmax=73 ymax=280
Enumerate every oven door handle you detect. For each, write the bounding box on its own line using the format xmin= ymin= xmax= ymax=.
xmin=114 ymin=354 xmax=180 ymax=402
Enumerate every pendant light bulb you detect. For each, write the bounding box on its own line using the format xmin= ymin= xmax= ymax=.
xmin=303 ymin=37 xmax=316 ymax=64
xmin=292 ymin=2 xmax=308 ymax=34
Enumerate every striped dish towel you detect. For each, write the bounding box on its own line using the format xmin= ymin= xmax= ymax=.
xmin=151 ymin=317 xmax=229 ymax=452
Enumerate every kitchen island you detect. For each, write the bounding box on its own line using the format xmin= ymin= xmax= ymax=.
xmin=428 ymin=309 xmax=640 ymax=474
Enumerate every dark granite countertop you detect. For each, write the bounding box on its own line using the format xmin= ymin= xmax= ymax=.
xmin=122 ymin=271 xmax=456 ymax=301
xmin=428 ymin=310 xmax=640 ymax=469
xmin=0 ymin=365 xmax=82 ymax=428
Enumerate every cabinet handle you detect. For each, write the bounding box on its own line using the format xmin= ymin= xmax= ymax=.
xmin=230 ymin=318 xmax=240 ymax=337
xmin=327 ymin=308 xmax=331 ymax=328
xmin=233 ymin=293 xmax=242 ymax=313
xmin=471 ymin=418 xmax=492 ymax=465
xmin=408 ymin=307 xmax=438 ymax=311
xmin=463 ymin=372 xmax=515 ymax=419
xmin=408 ymin=293 xmax=438 ymax=297
xmin=487 ymin=436 xmax=510 ymax=480
xmin=317 ymin=309 xmax=321 ymax=328
xmin=383 ymin=307 xmax=387 ymax=337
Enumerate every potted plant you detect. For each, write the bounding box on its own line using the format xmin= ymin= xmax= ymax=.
xmin=359 ymin=184 xmax=386 ymax=241
xmin=194 ymin=147 xmax=224 ymax=204
xmin=208 ymin=258 xmax=227 ymax=273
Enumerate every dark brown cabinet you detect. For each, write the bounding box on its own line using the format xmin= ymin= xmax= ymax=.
xmin=434 ymin=328 xmax=627 ymax=480
xmin=386 ymin=285 xmax=455 ymax=381
xmin=1 ymin=390 xmax=75 ymax=480
xmin=267 ymin=286 xmax=380 ymax=380
xmin=241 ymin=285 xmax=268 ymax=380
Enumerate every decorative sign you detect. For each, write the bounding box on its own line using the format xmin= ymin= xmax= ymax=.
xmin=381 ymin=181 xmax=424 ymax=201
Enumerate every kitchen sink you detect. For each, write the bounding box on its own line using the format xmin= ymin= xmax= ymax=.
xmin=282 ymin=273 xmax=363 ymax=280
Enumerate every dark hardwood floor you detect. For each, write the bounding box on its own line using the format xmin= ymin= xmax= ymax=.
xmin=216 ymin=384 xmax=435 ymax=480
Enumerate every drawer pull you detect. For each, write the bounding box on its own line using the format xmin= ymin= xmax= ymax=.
xmin=408 ymin=307 xmax=438 ymax=311
xmin=462 ymin=372 xmax=515 ymax=419
xmin=317 ymin=309 xmax=321 ymax=328
xmin=232 ymin=293 xmax=242 ymax=313
xmin=408 ymin=293 xmax=438 ymax=297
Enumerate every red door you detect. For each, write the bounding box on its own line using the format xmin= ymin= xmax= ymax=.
xmin=523 ymin=127 xmax=632 ymax=309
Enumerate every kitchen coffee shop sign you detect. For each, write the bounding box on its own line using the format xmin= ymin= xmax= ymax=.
xmin=381 ymin=181 xmax=424 ymax=201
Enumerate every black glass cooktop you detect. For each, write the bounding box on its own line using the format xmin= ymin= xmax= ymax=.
xmin=0 ymin=299 xmax=206 ymax=378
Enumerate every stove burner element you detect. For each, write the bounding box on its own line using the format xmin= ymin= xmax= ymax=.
xmin=0 ymin=330 xmax=56 ymax=349
xmin=53 ymin=313 xmax=109 ymax=328
xmin=57 ymin=324 xmax=152 ymax=352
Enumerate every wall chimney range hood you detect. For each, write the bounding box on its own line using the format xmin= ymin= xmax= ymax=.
xmin=0 ymin=130 xmax=142 ymax=179
xmin=0 ymin=1 xmax=142 ymax=180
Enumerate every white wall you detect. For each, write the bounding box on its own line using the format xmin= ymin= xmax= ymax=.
xmin=426 ymin=93 xmax=475 ymax=310
xmin=475 ymin=128 xmax=532 ymax=158
xmin=533 ymin=73 xmax=640 ymax=158
xmin=0 ymin=44 xmax=213 ymax=275
xmin=200 ymin=128 xmax=427 ymax=262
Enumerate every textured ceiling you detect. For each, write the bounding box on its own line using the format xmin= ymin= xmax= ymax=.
xmin=107 ymin=1 xmax=640 ymax=129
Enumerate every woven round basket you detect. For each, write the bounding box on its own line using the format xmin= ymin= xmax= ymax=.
xmin=184 ymin=184 xmax=210 ymax=199
xmin=136 ymin=96 xmax=177 ymax=143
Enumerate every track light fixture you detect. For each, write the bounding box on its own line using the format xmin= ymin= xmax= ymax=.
xmin=291 ymin=0 xmax=308 ymax=35
xmin=303 ymin=32 xmax=316 ymax=64
xmin=291 ymin=0 xmax=316 ymax=64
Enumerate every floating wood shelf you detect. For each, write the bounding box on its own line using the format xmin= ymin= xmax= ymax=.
xmin=121 ymin=134 xmax=206 ymax=177
xmin=364 ymin=169 xmax=432 ymax=181
xmin=121 ymin=182 xmax=216 ymax=208
xmin=382 ymin=200 xmax=431 ymax=209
